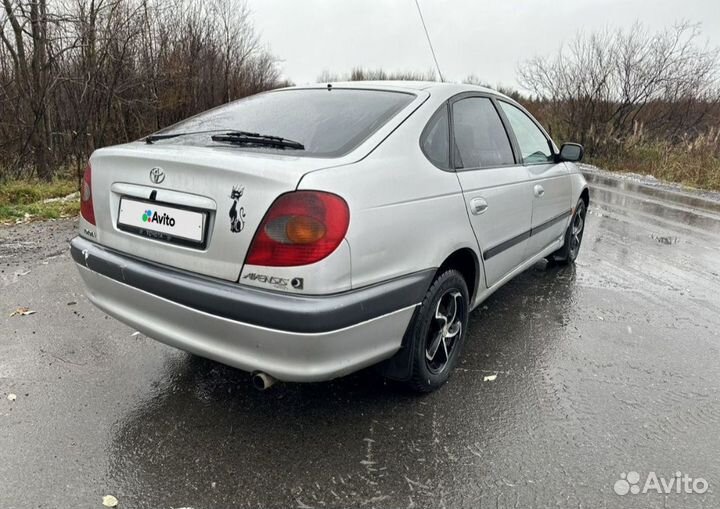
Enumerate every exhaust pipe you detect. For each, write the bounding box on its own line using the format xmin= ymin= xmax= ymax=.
xmin=252 ymin=371 xmax=276 ymax=391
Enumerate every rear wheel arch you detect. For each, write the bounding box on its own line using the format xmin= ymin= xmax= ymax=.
xmin=380 ymin=252 xmax=478 ymax=384
xmin=435 ymin=248 xmax=480 ymax=303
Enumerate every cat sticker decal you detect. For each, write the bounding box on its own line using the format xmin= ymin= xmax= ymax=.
xmin=229 ymin=185 xmax=246 ymax=233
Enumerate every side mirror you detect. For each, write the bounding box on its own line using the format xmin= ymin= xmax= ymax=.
xmin=558 ymin=143 xmax=584 ymax=162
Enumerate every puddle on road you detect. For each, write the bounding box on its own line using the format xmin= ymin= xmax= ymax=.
xmin=583 ymin=170 xmax=720 ymax=215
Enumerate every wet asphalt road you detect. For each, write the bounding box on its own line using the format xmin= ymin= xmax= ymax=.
xmin=1 ymin=170 xmax=720 ymax=509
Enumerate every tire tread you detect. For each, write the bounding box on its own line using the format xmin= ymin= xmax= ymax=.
xmin=404 ymin=269 xmax=468 ymax=393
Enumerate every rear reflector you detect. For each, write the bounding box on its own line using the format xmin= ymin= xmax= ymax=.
xmin=80 ymin=163 xmax=96 ymax=225
xmin=246 ymin=191 xmax=349 ymax=267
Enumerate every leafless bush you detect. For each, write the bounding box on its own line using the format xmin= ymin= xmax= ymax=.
xmin=0 ymin=0 xmax=284 ymax=181
xmin=519 ymin=22 xmax=720 ymax=153
xmin=318 ymin=67 xmax=438 ymax=83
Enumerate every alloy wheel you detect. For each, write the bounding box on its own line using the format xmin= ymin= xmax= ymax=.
xmin=569 ymin=203 xmax=586 ymax=258
xmin=425 ymin=290 xmax=464 ymax=373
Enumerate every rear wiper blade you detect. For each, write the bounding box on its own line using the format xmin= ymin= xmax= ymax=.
xmin=144 ymin=129 xmax=234 ymax=144
xmin=211 ymin=131 xmax=305 ymax=150
xmin=145 ymin=129 xmax=305 ymax=150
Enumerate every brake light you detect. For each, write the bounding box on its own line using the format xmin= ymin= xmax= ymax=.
xmin=246 ymin=191 xmax=349 ymax=267
xmin=80 ymin=163 xmax=95 ymax=225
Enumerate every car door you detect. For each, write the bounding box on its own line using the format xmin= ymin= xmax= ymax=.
xmin=451 ymin=95 xmax=533 ymax=288
xmin=497 ymin=101 xmax=571 ymax=259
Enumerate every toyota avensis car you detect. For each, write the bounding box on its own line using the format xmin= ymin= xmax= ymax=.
xmin=71 ymin=81 xmax=588 ymax=392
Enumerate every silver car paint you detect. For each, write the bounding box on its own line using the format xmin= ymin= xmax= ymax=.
xmin=456 ymin=165 xmax=534 ymax=287
xmin=297 ymin=117 xmax=478 ymax=292
xmin=525 ymin=162 xmax=572 ymax=258
xmin=82 ymin=87 xmax=430 ymax=288
xmin=76 ymin=265 xmax=415 ymax=382
xmin=76 ymin=81 xmax=588 ymax=381
xmin=295 ymin=83 xmax=587 ymax=297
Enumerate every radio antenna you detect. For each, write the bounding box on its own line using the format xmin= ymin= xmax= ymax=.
xmin=414 ymin=0 xmax=444 ymax=82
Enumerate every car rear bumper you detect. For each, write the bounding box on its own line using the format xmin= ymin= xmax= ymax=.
xmin=70 ymin=237 xmax=431 ymax=382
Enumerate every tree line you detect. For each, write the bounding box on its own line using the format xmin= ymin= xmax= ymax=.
xmin=327 ymin=22 xmax=720 ymax=170
xmin=518 ymin=22 xmax=720 ymax=157
xmin=2 ymin=6 xmax=718 ymax=185
xmin=1 ymin=0 xmax=285 ymax=181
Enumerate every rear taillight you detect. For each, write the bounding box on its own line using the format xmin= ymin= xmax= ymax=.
xmin=80 ymin=163 xmax=95 ymax=225
xmin=246 ymin=191 xmax=349 ymax=267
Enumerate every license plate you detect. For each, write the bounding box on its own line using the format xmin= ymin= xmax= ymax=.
xmin=118 ymin=198 xmax=207 ymax=246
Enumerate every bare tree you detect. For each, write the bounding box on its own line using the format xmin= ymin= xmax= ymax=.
xmin=2 ymin=0 xmax=55 ymax=178
xmin=0 ymin=0 xmax=283 ymax=181
xmin=519 ymin=22 xmax=720 ymax=153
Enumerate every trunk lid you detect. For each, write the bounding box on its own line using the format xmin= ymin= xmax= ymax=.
xmin=89 ymin=143 xmax=335 ymax=281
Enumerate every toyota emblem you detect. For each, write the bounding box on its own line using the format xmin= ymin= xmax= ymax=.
xmin=149 ymin=167 xmax=165 ymax=184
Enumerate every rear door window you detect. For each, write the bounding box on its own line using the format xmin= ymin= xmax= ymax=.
xmin=451 ymin=97 xmax=515 ymax=169
xmin=152 ymin=89 xmax=415 ymax=158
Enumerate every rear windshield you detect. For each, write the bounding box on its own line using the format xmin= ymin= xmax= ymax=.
xmin=152 ymin=88 xmax=416 ymax=157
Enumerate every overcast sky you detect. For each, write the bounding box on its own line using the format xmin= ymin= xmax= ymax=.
xmin=248 ymin=0 xmax=720 ymax=90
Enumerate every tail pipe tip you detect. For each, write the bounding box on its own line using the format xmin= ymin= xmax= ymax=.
xmin=252 ymin=371 xmax=277 ymax=391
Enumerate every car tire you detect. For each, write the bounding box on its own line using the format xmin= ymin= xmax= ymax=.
xmin=549 ymin=198 xmax=587 ymax=265
xmin=402 ymin=269 xmax=470 ymax=393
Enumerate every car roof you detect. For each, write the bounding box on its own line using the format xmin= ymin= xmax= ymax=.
xmin=282 ymin=81 xmax=510 ymax=100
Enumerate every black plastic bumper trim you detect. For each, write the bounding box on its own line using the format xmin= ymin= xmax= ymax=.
xmin=70 ymin=237 xmax=433 ymax=334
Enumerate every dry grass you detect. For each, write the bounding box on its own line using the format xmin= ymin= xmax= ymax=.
xmin=586 ymin=128 xmax=720 ymax=191
xmin=0 ymin=177 xmax=79 ymax=223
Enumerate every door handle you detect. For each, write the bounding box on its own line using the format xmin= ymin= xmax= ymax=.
xmin=534 ymin=184 xmax=545 ymax=197
xmin=469 ymin=197 xmax=488 ymax=215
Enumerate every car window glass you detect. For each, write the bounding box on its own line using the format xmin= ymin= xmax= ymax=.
xmin=498 ymin=101 xmax=553 ymax=164
xmin=151 ymin=89 xmax=415 ymax=158
xmin=420 ymin=106 xmax=450 ymax=168
xmin=451 ymin=97 xmax=514 ymax=169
